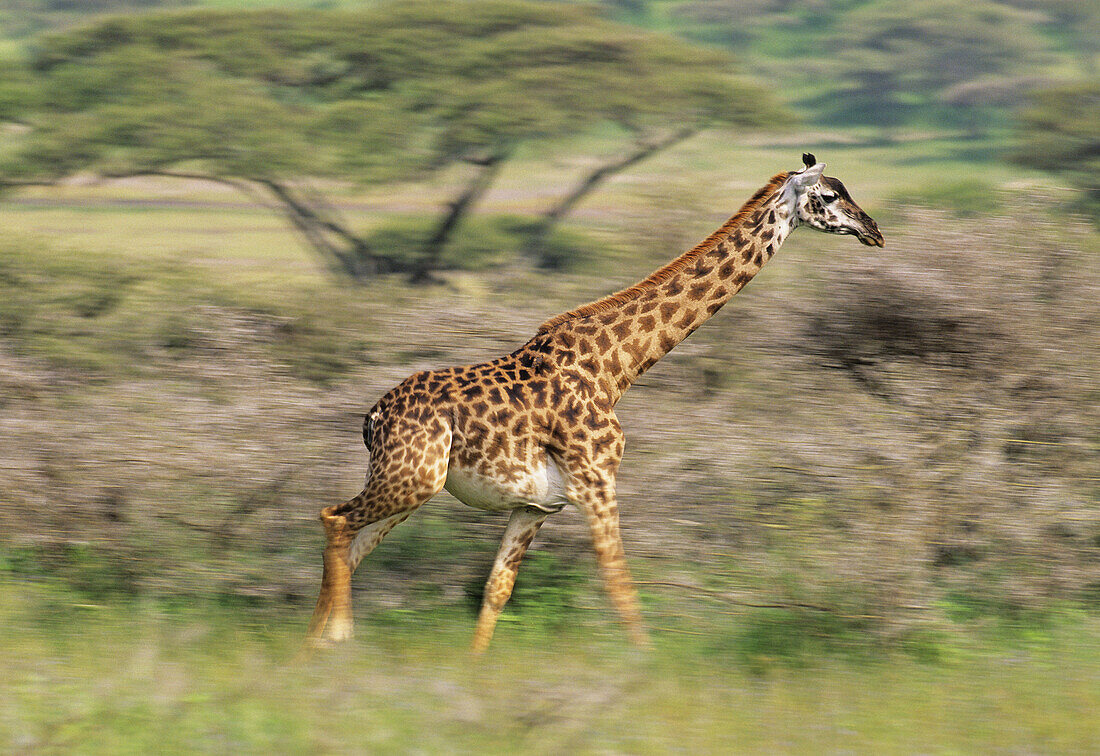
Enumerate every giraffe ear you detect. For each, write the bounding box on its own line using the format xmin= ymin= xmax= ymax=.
xmin=790 ymin=161 xmax=825 ymax=189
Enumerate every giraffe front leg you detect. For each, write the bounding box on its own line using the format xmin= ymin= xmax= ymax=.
xmin=470 ymin=506 xmax=548 ymax=654
xmin=556 ymin=411 xmax=650 ymax=648
xmin=579 ymin=489 xmax=650 ymax=649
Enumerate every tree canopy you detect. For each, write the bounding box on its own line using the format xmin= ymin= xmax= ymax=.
xmin=827 ymin=0 xmax=1048 ymax=125
xmin=629 ymin=0 xmax=1086 ymax=131
xmin=0 ymin=1 xmax=784 ymax=281
xmin=1014 ymin=79 xmax=1100 ymax=220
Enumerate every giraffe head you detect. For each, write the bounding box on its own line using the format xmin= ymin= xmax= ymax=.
xmin=783 ymin=153 xmax=884 ymax=247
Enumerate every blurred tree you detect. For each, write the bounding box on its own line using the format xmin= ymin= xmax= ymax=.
xmin=827 ymin=0 xmax=1047 ymax=126
xmin=421 ymin=21 xmax=786 ymax=271
xmin=671 ymin=0 xmax=810 ymax=46
xmin=2 ymin=8 xmax=425 ymax=278
xmin=0 ymin=0 xmax=192 ymax=39
xmin=593 ymin=0 xmax=1098 ymax=136
xmin=1014 ymin=79 xmax=1100 ymax=220
xmin=995 ymin=0 xmax=1099 ymax=77
xmin=0 ymin=62 xmax=35 ymax=122
xmin=0 ymin=1 xmax=782 ymax=282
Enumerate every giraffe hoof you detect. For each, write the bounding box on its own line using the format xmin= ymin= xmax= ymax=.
xmin=324 ymin=618 xmax=354 ymax=643
xmin=300 ymin=633 xmax=346 ymax=656
xmin=629 ymin=628 xmax=653 ymax=650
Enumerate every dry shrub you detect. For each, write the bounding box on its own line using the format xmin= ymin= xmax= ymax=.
xmin=611 ymin=200 xmax=1099 ymax=637
xmin=771 ymin=204 xmax=1100 ymax=625
xmin=802 ymin=259 xmax=1012 ymax=376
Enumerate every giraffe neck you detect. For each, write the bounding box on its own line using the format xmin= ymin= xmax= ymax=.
xmin=539 ymin=173 xmax=796 ymax=404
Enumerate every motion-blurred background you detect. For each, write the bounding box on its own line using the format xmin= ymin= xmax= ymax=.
xmin=1 ymin=0 xmax=1097 ymax=751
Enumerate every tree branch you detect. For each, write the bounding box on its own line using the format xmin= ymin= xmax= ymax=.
xmin=0 ymin=177 xmax=66 ymax=191
xmin=527 ymin=126 xmax=696 ymax=260
xmin=91 ymin=169 xmax=400 ymax=281
xmin=99 ymin=169 xmax=252 ymax=192
xmin=409 ymin=150 xmax=509 ymax=284
xmin=253 ymin=177 xmax=400 ymax=278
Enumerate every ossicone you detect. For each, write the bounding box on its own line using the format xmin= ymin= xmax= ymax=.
xmin=802 ymin=152 xmax=816 ymax=168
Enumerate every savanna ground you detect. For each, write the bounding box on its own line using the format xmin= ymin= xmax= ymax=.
xmin=3 ymin=130 xmax=1100 ymax=752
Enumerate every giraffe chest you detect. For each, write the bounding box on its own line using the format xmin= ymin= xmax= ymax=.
xmin=444 ymin=455 xmax=570 ymax=514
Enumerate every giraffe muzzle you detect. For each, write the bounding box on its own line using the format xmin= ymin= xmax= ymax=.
xmin=857 ymin=217 xmax=885 ymax=247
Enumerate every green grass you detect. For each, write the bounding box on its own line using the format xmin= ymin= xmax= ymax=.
xmin=890 ymin=178 xmax=1005 ymax=218
xmin=3 ymin=579 xmax=1099 ymax=753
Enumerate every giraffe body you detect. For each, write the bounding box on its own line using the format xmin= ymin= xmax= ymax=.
xmin=303 ymin=155 xmax=883 ymax=653
xmin=445 ymin=451 xmax=570 ymax=513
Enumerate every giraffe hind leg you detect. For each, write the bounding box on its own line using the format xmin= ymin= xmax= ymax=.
xmin=303 ymin=504 xmax=353 ymax=644
xmin=302 ymin=409 xmax=452 ymax=649
xmin=322 ymin=508 xmax=415 ymax=642
xmin=303 ymin=495 xmax=434 ymax=647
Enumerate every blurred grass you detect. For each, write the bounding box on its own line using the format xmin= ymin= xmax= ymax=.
xmin=3 ymin=578 xmax=1099 ymax=753
xmin=890 ymin=179 xmax=1004 ymax=218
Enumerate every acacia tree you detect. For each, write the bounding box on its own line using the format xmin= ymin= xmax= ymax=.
xmin=518 ymin=34 xmax=785 ymax=262
xmin=1 ymin=1 xmax=782 ymax=282
xmin=402 ymin=16 xmax=784 ymax=275
xmin=2 ymin=9 xmax=418 ymax=277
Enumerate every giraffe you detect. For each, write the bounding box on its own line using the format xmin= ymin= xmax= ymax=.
xmin=303 ymin=154 xmax=884 ymax=653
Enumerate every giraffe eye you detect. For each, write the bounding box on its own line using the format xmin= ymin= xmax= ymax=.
xmin=820 ymin=192 xmax=838 ymax=204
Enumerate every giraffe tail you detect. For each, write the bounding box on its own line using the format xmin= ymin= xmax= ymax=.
xmin=362 ymin=405 xmax=382 ymax=449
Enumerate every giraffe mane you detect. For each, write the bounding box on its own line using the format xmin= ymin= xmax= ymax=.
xmin=537 ymin=171 xmax=791 ymax=334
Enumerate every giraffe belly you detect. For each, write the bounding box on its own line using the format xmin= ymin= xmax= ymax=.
xmin=444 ymin=457 xmax=571 ymax=514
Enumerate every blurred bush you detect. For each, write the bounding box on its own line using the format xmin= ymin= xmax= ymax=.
xmin=2 ymin=194 xmax=1096 ymax=658
xmin=0 ymin=0 xmax=192 ymax=40
xmin=1014 ymin=78 xmax=1100 ymax=222
xmin=890 ymin=180 xmax=1003 ymax=219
